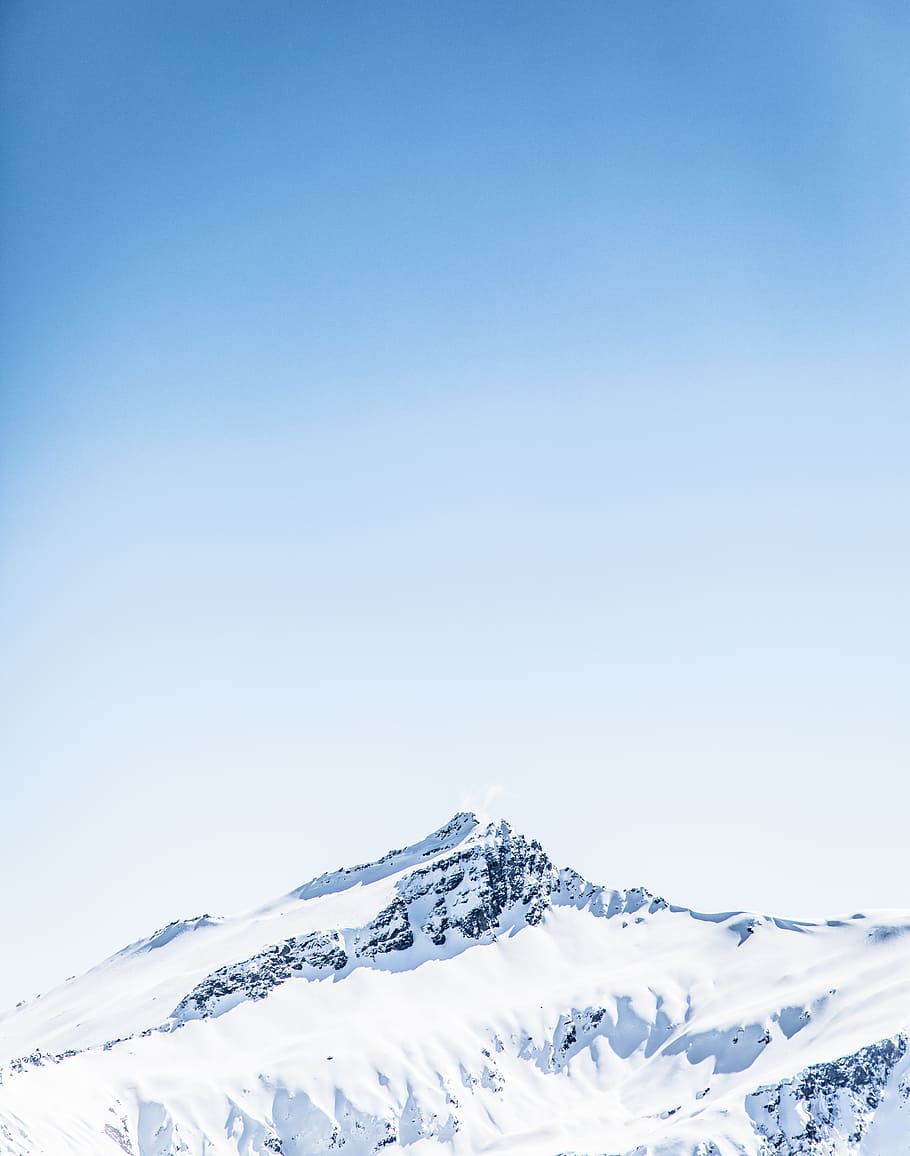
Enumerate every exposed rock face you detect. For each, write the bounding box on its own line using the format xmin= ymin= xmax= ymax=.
xmin=173 ymin=821 xmax=564 ymax=1018
xmin=167 ymin=822 xmax=749 ymax=1024
xmin=355 ymin=899 xmax=415 ymax=958
xmin=746 ymin=1035 xmax=909 ymax=1154
xmin=173 ymin=931 xmax=348 ymax=1019
xmin=397 ymin=821 xmax=558 ymax=944
xmin=5 ymin=813 xmax=910 ymax=1156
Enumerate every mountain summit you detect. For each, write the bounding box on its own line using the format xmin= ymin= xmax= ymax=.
xmin=1 ymin=814 xmax=909 ymax=1155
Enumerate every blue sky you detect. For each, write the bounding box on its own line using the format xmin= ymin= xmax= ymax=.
xmin=1 ymin=1 xmax=908 ymax=1007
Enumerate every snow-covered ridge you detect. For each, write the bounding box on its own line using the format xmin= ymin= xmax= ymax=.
xmin=290 ymin=811 xmax=481 ymax=901
xmin=174 ymin=818 xmax=557 ymax=1020
xmin=172 ymin=818 xmax=738 ymax=1022
xmin=1 ymin=812 xmax=910 ymax=1156
xmin=118 ymin=914 xmax=225 ymax=957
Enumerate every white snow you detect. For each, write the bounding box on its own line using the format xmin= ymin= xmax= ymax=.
xmin=1 ymin=814 xmax=909 ymax=1155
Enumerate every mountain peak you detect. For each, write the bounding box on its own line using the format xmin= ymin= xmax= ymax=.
xmin=4 ymin=811 xmax=910 ymax=1156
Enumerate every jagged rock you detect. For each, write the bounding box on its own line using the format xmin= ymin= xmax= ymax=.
xmin=746 ymin=1034 xmax=908 ymax=1153
xmin=173 ymin=930 xmax=348 ymax=1019
xmin=5 ymin=813 xmax=910 ymax=1156
xmin=172 ymin=820 xmax=563 ymax=1017
xmin=355 ymin=898 xmax=415 ymax=958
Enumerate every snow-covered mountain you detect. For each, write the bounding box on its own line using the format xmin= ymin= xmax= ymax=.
xmin=2 ymin=813 xmax=910 ymax=1156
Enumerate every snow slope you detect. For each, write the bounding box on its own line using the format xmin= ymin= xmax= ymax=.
xmin=1 ymin=813 xmax=910 ymax=1155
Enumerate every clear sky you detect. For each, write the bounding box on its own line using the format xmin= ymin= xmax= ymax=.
xmin=1 ymin=1 xmax=908 ymax=1010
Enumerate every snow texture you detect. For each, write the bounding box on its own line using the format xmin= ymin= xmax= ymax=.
xmin=1 ymin=813 xmax=910 ymax=1155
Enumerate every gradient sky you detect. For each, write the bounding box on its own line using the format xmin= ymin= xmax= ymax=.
xmin=1 ymin=1 xmax=908 ymax=1010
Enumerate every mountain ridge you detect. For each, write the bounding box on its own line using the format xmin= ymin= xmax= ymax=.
xmin=1 ymin=812 xmax=909 ymax=1155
